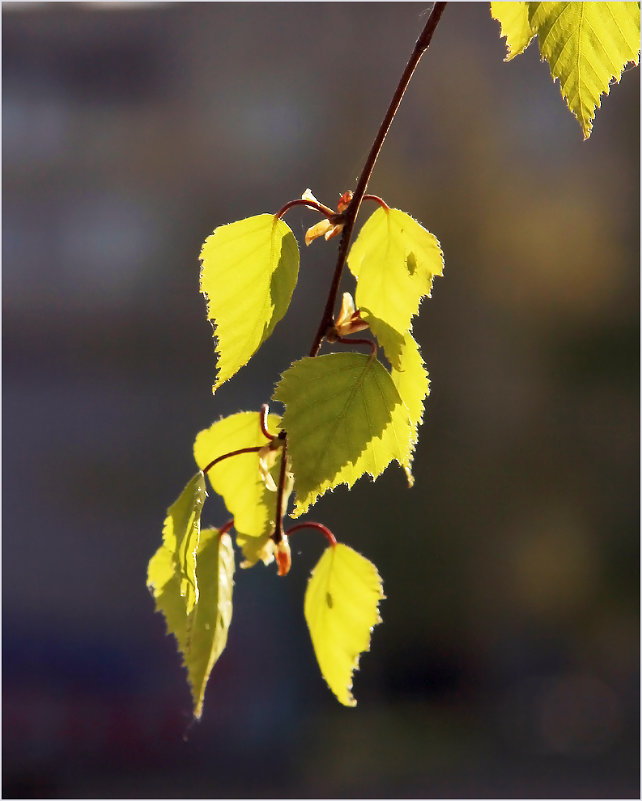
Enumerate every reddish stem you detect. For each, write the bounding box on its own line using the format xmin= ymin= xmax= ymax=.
xmin=219 ymin=519 xmax=234 ymax=537
xmin=202 ymin=446 xmax=262 ymax=475
xmin=334 ymin=334 xmax=377 ymax=357
xmin=259 ymin=404 xmax=275 ymax=440
xmin=285 ymin=522 xmax=337 ymax=547
xmin=363 ymin=194 xmax=390 ymax=211
xmin=275 ymin=198 xmax=336 ymax=220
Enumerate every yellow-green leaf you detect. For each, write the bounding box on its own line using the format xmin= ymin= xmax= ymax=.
xmin=235 ymin=470 xmax=294 ymax=569
xmin=183 ymin=527 xmax=235 ymax=718
xmin=531 ymin=2 xmax=639 ymax=139
xmin=235 ymin=529 xmax=274 ymax=569
xmin=147 ymin=477 xmax=235 ymax=718
xmin=200 ymin=214 xmax=299 ymax=390
xmin=491 ymin=2 xmax=536 ymax=59
xmin=304 ymin=543 xmax=384 ymax=706
xmin=366 ymin=314 xmax=430 ymax=483
xmin=194 ymin=411 xmax=283 ymax=538
xmin=147 ymin=472 xmax=207 ymax=618
xmin=273 ymin=353 xmax=412 ymax=517
xmin=347 ymin=207 xmax=444 ymax=335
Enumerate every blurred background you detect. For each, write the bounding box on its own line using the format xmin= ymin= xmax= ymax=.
xmin=3 ymin=2 xmax=639 ymax=798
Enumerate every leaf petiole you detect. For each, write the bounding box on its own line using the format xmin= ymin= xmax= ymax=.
xmin=286 ymin=522 xmax=337 ymax=547
xmin=275 ymin=198 xmax=339 ymax=221
xmin=326 ymin=331 xmax=377 ymax=358
xmin=308 ymin=2 xmax=447 ymax=358
xmin=203 ymin=406 xmax=284 ymax=474
xmin=362 ymin=194 xmax=390 ymax=211
xmin=202 ymin=446 xmax=263 ymax=475
xmin=259 ymin=403 xmax=276 ymax=440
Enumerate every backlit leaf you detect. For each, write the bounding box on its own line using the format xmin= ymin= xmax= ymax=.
xmin=200 ymin=214 xmax=299 ymax=390
xmin=529 ymin=2 xmax=640 ymax=139
xmin=347 ymin=207 xmax=444 ymax=335
xmin=236 ymin=470 xmax=294 ymax=569
xmin=273 ymin=352 xmax=412 ymax=517
xmin=194 ymin=411 xmax=284 ymax=538
xmin=148 ymin=477 xmax=235 ymax=718
xmin=235 ymin=529 xmax=275 ymax=569
xmin=147 ymin=472 xmax=207 ymax=618
xmin=366 ymin=314 xmax=430 ymax=483
xmin=491 ymin=2 xmax=535 ymax=59
xmin=304 ymin=543 xmax=384 ymax=706
xmin=183 ymin=528 xmax=235 ymax=718
xmin=493 ymin=3 xmax=641 ymax=139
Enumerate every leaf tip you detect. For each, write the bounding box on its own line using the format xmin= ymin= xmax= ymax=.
xmin=403 ymin=464 xmax=415 ymax=487
xmin=192 ymin=699 xmax=205 ymax=721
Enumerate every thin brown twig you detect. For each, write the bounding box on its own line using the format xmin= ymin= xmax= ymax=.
xmin=308 ymin=2 xmax=447 ymax=357
xmin=271 ymin=435 xmax=289 ymax=544
xmin=258 ymin=5 xmax=446 ymax=547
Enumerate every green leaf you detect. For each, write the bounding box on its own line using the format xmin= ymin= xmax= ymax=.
xmin=529 ymin=2 xmax=640 ymax=139
xmin=235 ymin=529 xmax=274 ymax=569
xmin=200 ymin=214 xmax=299 ymax=390
xmin=193 ymin=411 xmax=284 ymax=538
xmin=366 ymin=315 xmax=430 ymax=483
xmin=273 ymin=353 xmax=412 ymax=517
xmin=147 ymin=476 xmax=236 ymax=718
xmin=347 ymin=207 xmax=444 ymax=336
xmin=183 ymin=527 xmax=235 ymax=718
xmin=304 ymin=543 xmax=384 ymax=706
xmin=147 ymin=472 xmax=207 ymax=618
xmin=235 ymin=472 xmax=294 ymax=569
xmin=491 ymin=2 xmax=536 ymax=59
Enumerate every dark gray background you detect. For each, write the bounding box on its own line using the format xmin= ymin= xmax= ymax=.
xmin=3 ymin=2 xmax=639 ymax=797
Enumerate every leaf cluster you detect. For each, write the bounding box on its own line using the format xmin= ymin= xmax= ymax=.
xmin=149 ymin=195 xmax=443 ymax=713
xmin=148 ymin=3 xmax=639 ymax=721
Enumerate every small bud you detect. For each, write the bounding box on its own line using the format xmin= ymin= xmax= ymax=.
xmin=304 ymin=217 xmax=346 ymax=246
xmin=302 ymin=188 xmax=346 ymax=245
xmin=334 ymin=292 xmax=370 ymax=338
xmin=305 ymin=218 xmax=334 ymax=246
xmin=324 ymin=222 xmax=344 ymax=241
xmin=337 ymin=190 xmax=353 ymax=213
xmin=301 ymin=188 xmax=318 ymax=204
xmin=275 ymin=537 xmax=292 ymax=576
xmin=336 ymin=292 xmax=357 ymax=327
